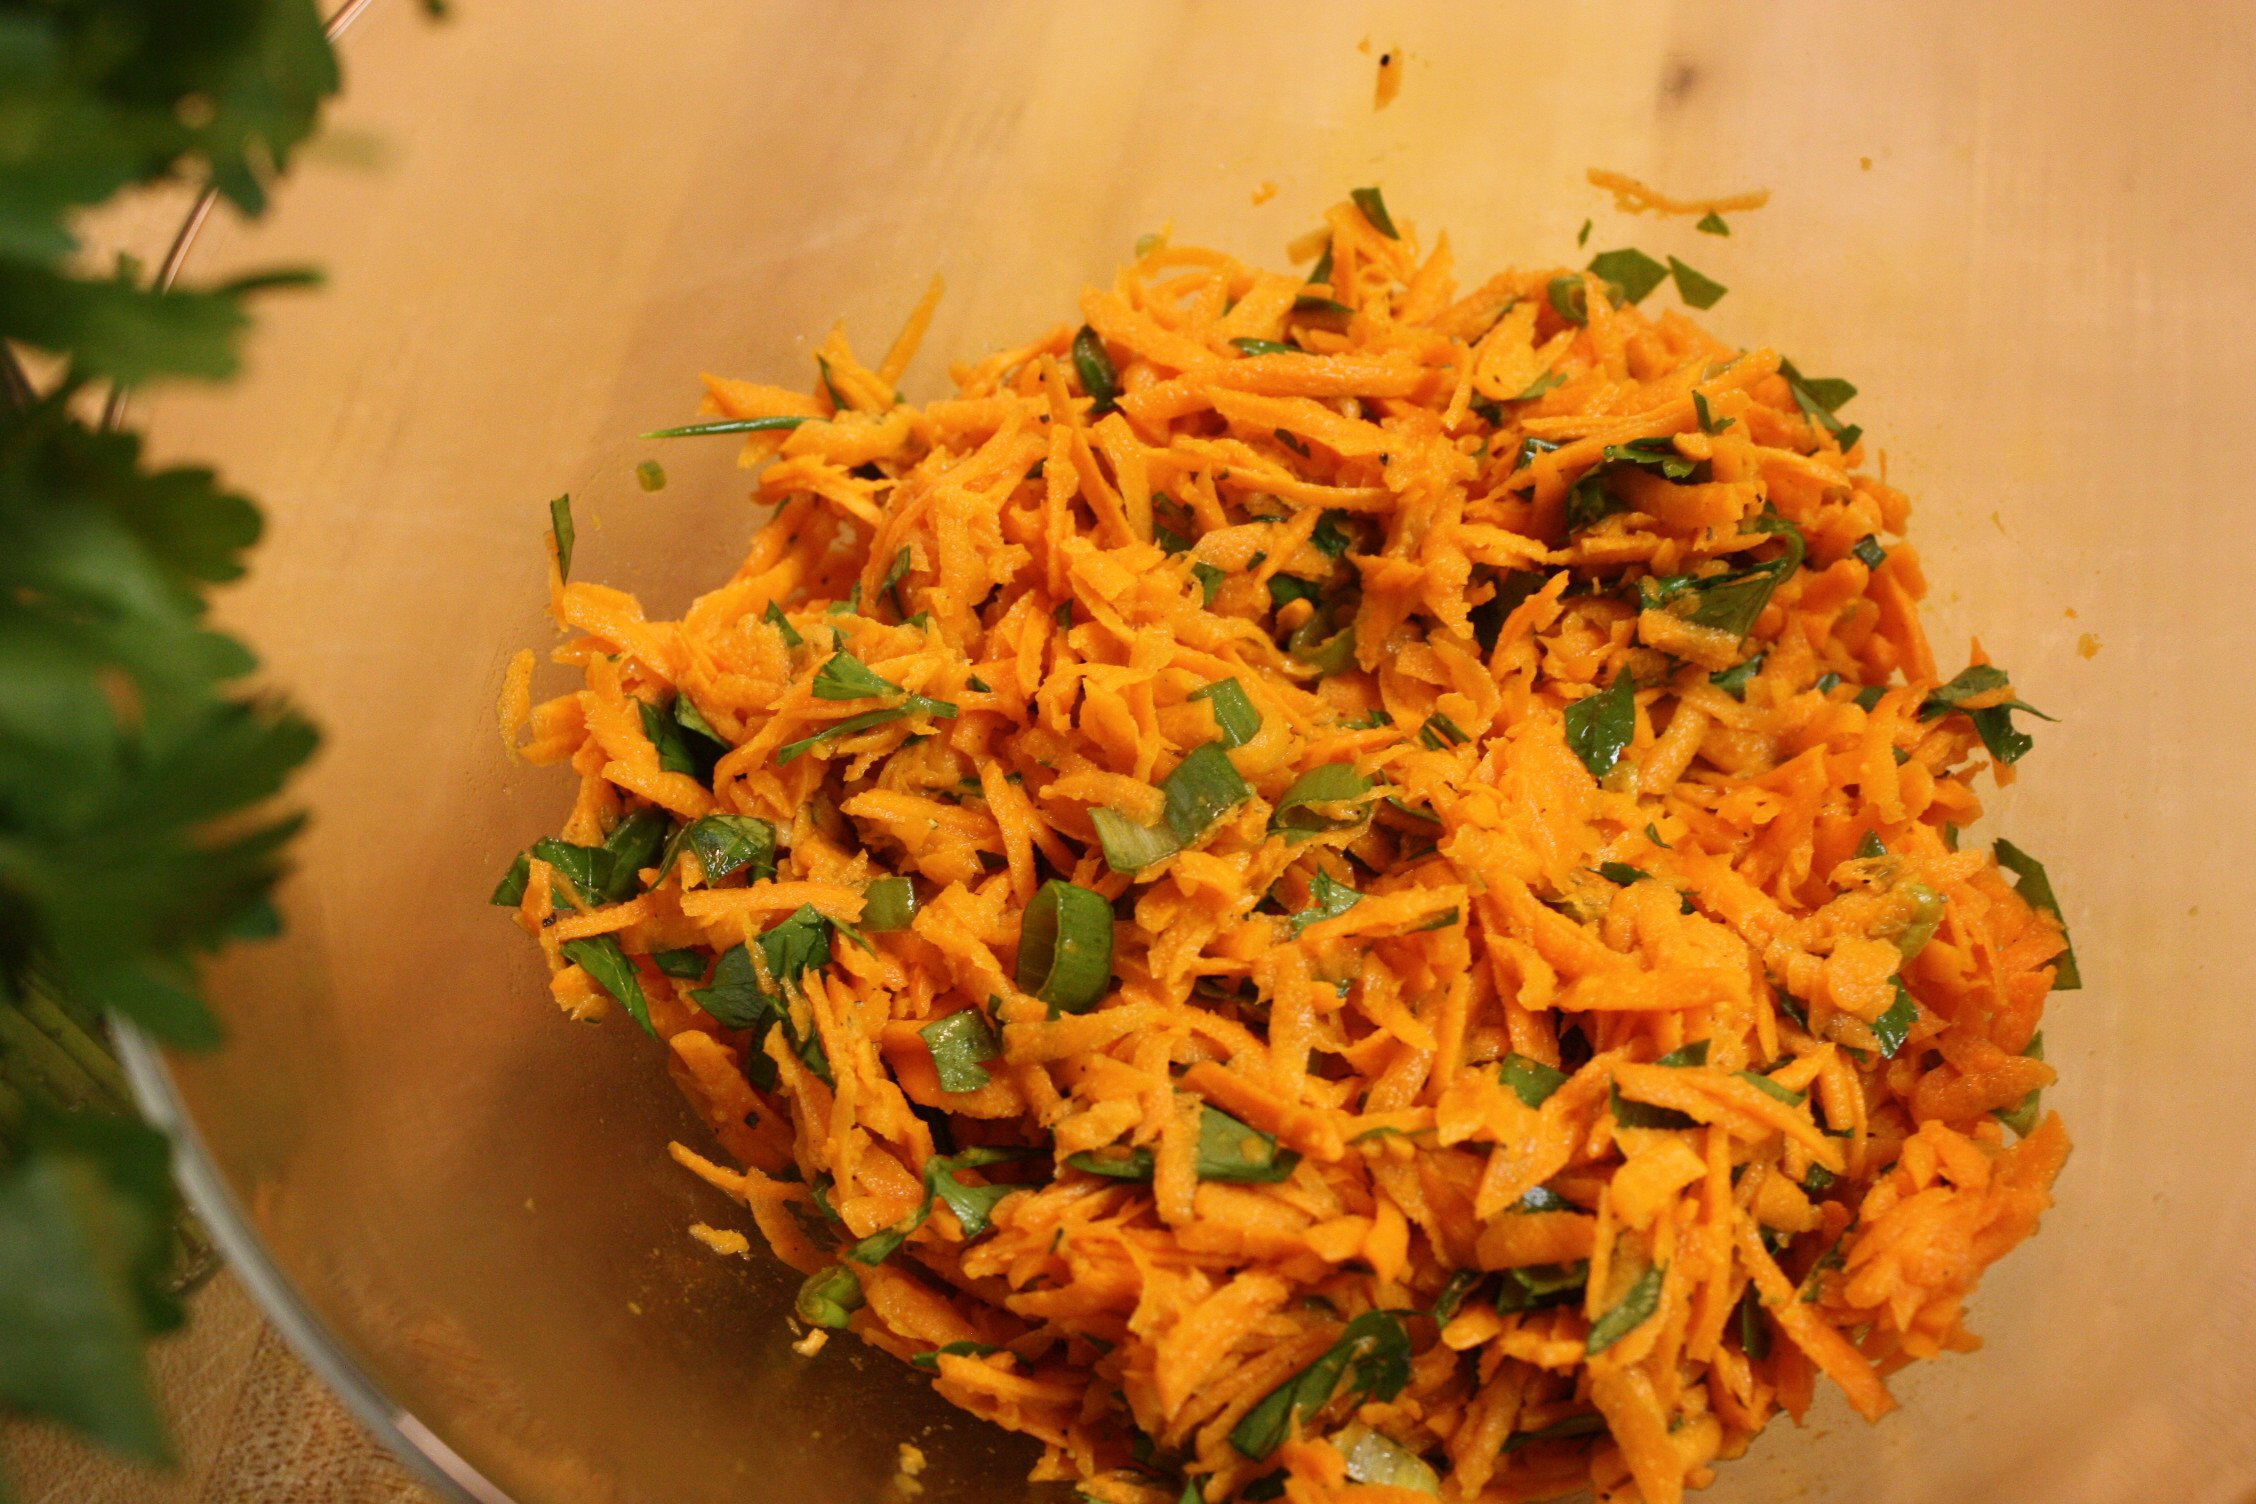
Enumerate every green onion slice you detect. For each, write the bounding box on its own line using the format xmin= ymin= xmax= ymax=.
xmin=1015 ymin=880 xmax=1114 ymax=1014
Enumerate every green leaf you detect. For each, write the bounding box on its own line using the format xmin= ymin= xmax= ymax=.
xmin=921 ymin=1009 xmax=999 ymax=1093
xmin=1350 ymin=187 xmax=1399 ymax=239
xmin=1190 ymin=679 xmax=1261 ymax=748
xmin=598 ymin=808 xmax=669 ymax=902
xmin=812 ymin=648 xmax=904 ymax=701
xmin=1653 ymin=1041 xmax=1711 ymax=1068
xmin=1564 ymin=470 xmax=1620 ymax=532
xmin=1268 ymin=763 xmax=1374 ymax=841
xmin=639 ymin=698 xmax=721 ymax=780
xmin=0 ymin=1112 xmax=184 ymax=1462
xmin=529 ymin=836 xmax=613 ymax=906
xmin=685 ymin=813 xmax=777 ymax=885
xmin=1289 ymin=870 xmax=1361 ymax=937
xmin=1692 ymin=390 xmax=1733 ymax=435
xmin=1586 ymin=248 xmax=1668 ymax=305
xmin=1229 ymin=1310 xmax=1412 ymax=1460
xmin=1431 ymin=1269 xmax=1482 ymax=1323
xmin=1851 ymin=535 xmax=1888 ymax=570
xmin=1196 ymin=1106 xmax=1299 ymax=1183
xmin=490 ymin=852 xmax=530 ymax=906
xmin=1710 ymin=654 xmax=1763 ymax=700
xmin=1564 ymin=675 xmax=1635 ymax=779
xmin=1231 ymin=337 xmax=1301 ymax=357
xmin=1920 ymin=664 xmax=2053 ymax=767
xmin=1737 ymin=1071 xmax=1805 ymax=1105
xmin=560 ymin=935 xmax=652 ymax=1034
xmin=1191 ymin=561 xmax=1226 ymax=606
xmin=1696 ymin=211 xmax=1730 ymax=236
xmin=1871 ymin=984 xmax=1918 ymax=1058
xmin=1601 ymin=436 xmax=1700 ymax=481
xmin=1576 ymin=218 xmax=1593 ymax=247
xmin=1667 ymin=256 xmax=1728 ymax=309
xmin=763 ymin=601 xmax=804 ymax=647
xmin=1499 ymin=1053 xmax=1568 ymax=1109
xmin=1496 ymin=1261 xmax=1588 ymax=1312
xmin=689 ymin=945 xmax=775 ymax=1032
xmin=1072 ymin=324 xmax=1119 ymax=414
xmin=862 ymin=875 xmax=918 ymax=932
xmin=1418 ymin=712 xmax=1470 ymax=750
xmin=1994 ymin=840 xmax=2080 ymax=990
xmin=1586 ymin=1264 xmax=1665 ymax=1354
xmin=776 ymin=705 xmax=927 ymax=764
xmin=549 ymin=494 xmax=574 ymax=579
xmin=759 ymin=905 xmax=834 ymax=989
xmin=652 ymin=948 xmax=706 ymax=979
xmin=1778 ymin=358 xmax=1860 ymax=449
xmin=1642 ymin=509 xmax=1806 ymax=639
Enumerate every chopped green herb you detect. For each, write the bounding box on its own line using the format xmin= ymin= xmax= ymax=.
xmin=1072 ymin=324 xmax=1119 ymax=414
xmin=1993 ymin=841 xmax=2079 ymax=989
xmin=1737 ymin=1071 xmax=1804 ymax=1106
xmin=763 ymin=601 xmax=804 ymax=647
xmin=1696 ymin=211 xmax=1730 ymax=236
xmin=1654 ymin=1041 xmax=1711 ymax=1068
xmin=1920 ymin=664 xmax=2053 ymax=766
xmin=1854 ymin=684 xmax=1887 ymax=712
xmin=1499 ymin=1053 xmax=1568 ymax=1109
xmin=1856 ymin=830 xmax=1886 ymax=860
xmin=1195 ymin=1105 xmax=1299 ymax=1183
xmin=1563 ymin=470 xmax=1621 ymax=532
xmin=1692 ymin=390 xmax=1734 ymax=435
xmin=1418 ymin=712 xmax=1470 ymax=751
xmin=1596 ymin=861 xmax=1654 ymax=887
xmin=688 ymin=944 xmax=773 ymax=1033
xmin=1290 ymin=870 xmax=1362 ymax=937
xmin=1994 ymin=1032 xmax=2047 ymax=1136
xmin=491 ymin=852 xmax=531 ymax=906
xmin=1231 ymin=337 xmax=1301 ymax=356
xmin=1496 ymin=1261 xmax=1589 ymax=1312
xmin=1269 ymin=764 xmax=1374 ymax=840
xmin=812 ymin=648 xmax=903 ymax=701
xmin=1710 ymin=654 xmax=1764 ymax=700
xmin=1576 ymin=217 xmax=1594 ymax=247
xmin=1016 ymin=880 xmax=1114 ymax=1014
xmin=1310 ymin=511 xmax=1354 ymax=558
xmin=1502 ymin=1413 xmax=1607 ymax=1453
xmin=1266 ymin=574 xmax=1325 ymax=612
xmin=1778 ymin=358 xmax=1859 ymax=450
xmin=1586 ymin=247 xmax=1669 ymax=305
xmin=1645 ymin=823 xmax=1672 ymax=848
xmin=1309 ymin=239 xmax=1335 ymax=287
xmin=776 ymin=705 xmax=937 ymax=764
xmin=1641 ymin=508 xmax=1806 ymax=639
xmin=1515 ymin=1186 xmax=1573 ymax=1214
xmin=641 ymin=415 xmax=810 ymax=439
xmin=548 ymin=494 xmax=574 ymax=579
xmin=1190 ymin=561 xmax=1227 ymax=606
xmin=880 ymin=545 xmax=913 ymax=616
xmin=920 ymin=1009 xmax=1000 ymax=1093
xmin=1350 ymin=187 xmax=1399 ymax=239
xmin=652 ymin=948 xmax=705 ymax=980
xmin=560 ymin=935 xmax=652 ymax=1035
xmin=1564 ymin=675 xmax=1636 ymax=779
xmin=1586 ymin=1265 xmax=1665 ymax=1354
xmin=1190 ymin=679 xmax=1262 ymax=748
xmin=1229 ymin=1310 xmax=1411 ymax=1460
xmin=640 ymin=699 xmax=723 ymax=781
xmin=1602 ymin=435 xmax=1701 ymax=481
xmin=1432 ymin=1269 xmax=1483 ymax=1323
xmin=1287 ymin=615 xmax=1356 ymax=675
xmin=1871 ymin=984 xmax=1918 ymax=1058
xmin=685 ymin=814 xmax=777 ymax=885
xmin=1851 ymin=535 xmax=1888 ymax=570
xmin=634 ymin=459 xmax=666 ymax=492
xmin=1515 ymin=368 xmax=1568 ymax=402
xmin=1666 ymin=256 xmax=1728 ymax=309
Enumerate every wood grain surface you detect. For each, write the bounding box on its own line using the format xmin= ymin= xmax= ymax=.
xmin=0 ymin=1273 xmax=438 ymax=1504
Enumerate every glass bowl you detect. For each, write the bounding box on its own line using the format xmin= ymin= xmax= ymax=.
xmin=121 ymin=2 xmax=2256 ymax=1500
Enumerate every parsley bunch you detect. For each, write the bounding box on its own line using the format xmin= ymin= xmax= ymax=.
xmin=0 ymin=0 xmax=338 ymax=1472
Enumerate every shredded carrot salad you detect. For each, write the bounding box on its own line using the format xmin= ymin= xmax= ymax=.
xmin=495 ymin=190 xmax=2077 ymax=1504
